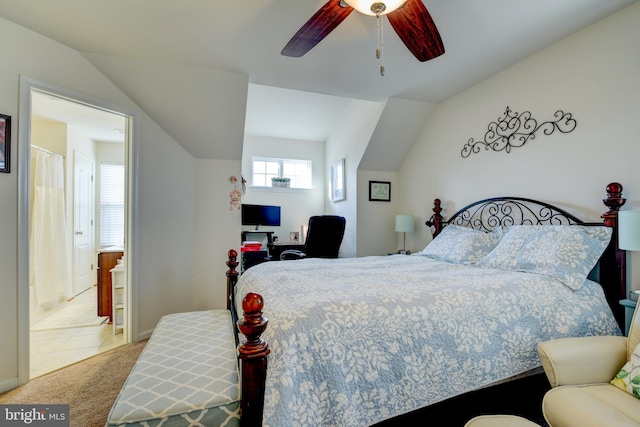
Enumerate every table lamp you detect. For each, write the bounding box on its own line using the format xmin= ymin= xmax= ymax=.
xmin=395 ymin=215 xmax=414 ymax=254
xmin=619 ymin=210 xmax=640 ymax=300
xmin=619 ymin=210 xmax=640 ymax=251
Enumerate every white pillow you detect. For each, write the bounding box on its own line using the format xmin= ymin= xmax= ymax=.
xmin=419 ymin=225 xmax=503 ymax=264
xmin=476 ymin=225 xmax=612 ymax=290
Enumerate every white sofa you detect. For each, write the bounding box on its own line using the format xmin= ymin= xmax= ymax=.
xmin=537 ymin=304 xmax=640 ymax=427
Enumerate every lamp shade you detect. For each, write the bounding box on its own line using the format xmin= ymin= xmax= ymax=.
xmin=619 ymin=210 xmax=640 ymax=251
xmin=343 ymin=0 xmax=407 ymax=16
xmin=395 ymin=215 xmax=414 ymax=233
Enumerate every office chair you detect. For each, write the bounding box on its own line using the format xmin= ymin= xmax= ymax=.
xmin=280 ymin=215 xmax=346 ymax=260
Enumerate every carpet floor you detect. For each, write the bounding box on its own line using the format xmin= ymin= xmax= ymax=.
xmin=0 ymin=339 xmax=147 ymax=427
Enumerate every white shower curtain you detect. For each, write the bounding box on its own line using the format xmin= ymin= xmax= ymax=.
xmin=30 ymin=148 xmax=72 ymax=309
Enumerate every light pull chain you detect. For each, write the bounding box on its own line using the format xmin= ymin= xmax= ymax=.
xmin=376 ymin=12 xmax=385 ymax=76
xmin=371 ymin=2 xmax=386 ymax=76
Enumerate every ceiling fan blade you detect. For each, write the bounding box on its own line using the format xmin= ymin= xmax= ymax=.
xmin=387 ymin=0 xmax=445 ymax=62
xmin=282 ymin=0 xmax=353 ymax=58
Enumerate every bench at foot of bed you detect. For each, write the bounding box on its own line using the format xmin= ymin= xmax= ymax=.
xmin=107 ymin=292 xmax=268 ymax=427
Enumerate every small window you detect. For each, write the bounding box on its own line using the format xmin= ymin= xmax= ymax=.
xmin=251 ymin=157 xmax=312 ymax=189
xmin=100 ymin=163 xmax=125 ymax=248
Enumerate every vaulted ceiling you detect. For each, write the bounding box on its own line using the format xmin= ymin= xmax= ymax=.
xmin=1 ymin=0 xmax=635 ymax=164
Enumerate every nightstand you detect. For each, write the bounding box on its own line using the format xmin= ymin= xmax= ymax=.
xmin=620 ymin=298 xmax=637 ymax=336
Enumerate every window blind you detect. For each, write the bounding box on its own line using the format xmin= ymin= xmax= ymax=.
xmin=100 ymin=163 xmax=124 ymax=247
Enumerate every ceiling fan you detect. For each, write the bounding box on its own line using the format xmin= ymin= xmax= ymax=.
xmin=281 ymin=0 xmax=445 ymax=64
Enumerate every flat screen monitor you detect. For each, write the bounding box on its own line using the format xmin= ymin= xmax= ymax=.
xmin=241 ymin=204 xmax=281 ymax=229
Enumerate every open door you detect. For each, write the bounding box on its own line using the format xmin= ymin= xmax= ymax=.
xmin=73 ymin=151 xmax=95 ymax=296
xmin=18 ymin=77 xmax=138 ymax=384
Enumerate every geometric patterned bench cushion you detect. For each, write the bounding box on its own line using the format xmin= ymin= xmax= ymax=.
xmin=106 ymin=310 xmax=240 ymax=427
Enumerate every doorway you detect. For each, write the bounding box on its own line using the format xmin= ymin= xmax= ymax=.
xmin=18 ymin=78 xmax=137 ymax=383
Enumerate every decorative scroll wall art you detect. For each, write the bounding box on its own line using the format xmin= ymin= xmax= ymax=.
xmin=461 ymin=106 xmax=577 ymax=158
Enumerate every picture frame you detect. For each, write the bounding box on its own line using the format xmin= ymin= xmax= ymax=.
xmin=0 ymin=114 xmax=11 ymax=173
xmin=289 ymin=232 xmax=299 ymax=242
xmin=331 ymin=158 xmax=345 ymax=202
xmin=369 ymin=180 xmax=391 ymax=202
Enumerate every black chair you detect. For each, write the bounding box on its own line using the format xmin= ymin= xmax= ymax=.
xmin=280 ymin=215 xmax=346 ymax=260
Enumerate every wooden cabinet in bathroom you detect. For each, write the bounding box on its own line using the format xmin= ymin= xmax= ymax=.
xmin=97 ymin=249 xmax=124 ymax=322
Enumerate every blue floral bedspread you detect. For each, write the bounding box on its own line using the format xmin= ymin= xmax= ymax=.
xmin=235 ymin=255 xmax=620 ymax=427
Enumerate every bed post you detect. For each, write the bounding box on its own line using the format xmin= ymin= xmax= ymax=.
xmin=237 ymin=293 xmax=269 ymax=427
xmin=425 ymin=198 xmax=444 ymax=238
xmin=226 ymin=249 xmax=241 ymax=343
xmin=601 ymin=182 xmax=627 ymax=330
xmin=226 ymin=249 xmax=239 ymax=311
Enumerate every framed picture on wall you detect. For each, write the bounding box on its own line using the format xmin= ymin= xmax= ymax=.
xmin=369 ymin=180 xmax=391 ymax=202
xmin=331 ymin=158 xmax=345 ymax=202
xmin=0 ymin=114 xmax=11 ymax=173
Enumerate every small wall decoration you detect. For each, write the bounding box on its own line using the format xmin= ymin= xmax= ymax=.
xmin=0 ymin=114 xmax=11 ymax=173
xmin=229 ymin=176 xmax=241 ymax=210
xmin=289 ymin=232 xmax=299 ymax=242
xmin=331 ymin=158 xmax=345 ymax=202
xmin=369 ymin=181 xmax=391 ymax=202
xmin=461 ymin=106 xmax=577 ymax=158
xmin=229 ymin=188 xmax=241 ymax=210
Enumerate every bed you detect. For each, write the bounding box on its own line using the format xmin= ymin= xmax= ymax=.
xmin=226 ymin=182 xmax=628 ymax=427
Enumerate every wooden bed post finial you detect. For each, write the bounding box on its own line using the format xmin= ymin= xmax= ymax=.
xmin=238 ymin=293 xmax=269 ymax=355
xmin=602 ymin=182 xmax=625 ymax=228
xmin=227 ymin=249 xmax=239 ymax=276
xmin=238 ymin=293 xmax=269 ymax=427
xmin=425 ymin=198 xmax=444 ymax=238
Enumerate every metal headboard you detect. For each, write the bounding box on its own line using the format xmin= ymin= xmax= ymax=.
xmin=442 ymin=196 xmax=598 ymax=233
xmin=425 ymin=183 xmax=627 ymax=331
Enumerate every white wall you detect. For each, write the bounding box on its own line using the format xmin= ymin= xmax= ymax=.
xmin=326 ymin=99 xmax=385 ymax=257
xmin=133 ymin=115 xmax=197 ymax=335
xmin=96 ymin=141 xmax=125 ymax=164
xmin=241 ymin=135 xmax=325 ymax=242
xmin=0 ymin=17 xmax=211 ymax=391
xmin=398 ymin=2 xmax=640 ymax=291
xmin=29 ymin=119 xmax=67 ymax=227
xmin=82 ymin=53 xmax=248 ymax=161
xmin=356 ymin=170 xmax=400 ymax=256
xmin=193 ymin=159 xmax=242 ymax=310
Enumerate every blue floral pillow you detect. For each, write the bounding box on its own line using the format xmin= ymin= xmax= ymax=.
xmin=477 ymin=225 xmax=612 ymax=290
xmin=419 ymin=225 xmax=503 ymax=264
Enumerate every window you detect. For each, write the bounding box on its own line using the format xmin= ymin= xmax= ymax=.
xmin=100 ymin=163 xmax=125 ymax=247
xmin=251 ymin=157 xmax=312 ymax=189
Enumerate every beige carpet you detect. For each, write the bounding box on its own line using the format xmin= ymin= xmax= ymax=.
xmin=0 ymin=340 xmax=147 ymax=427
